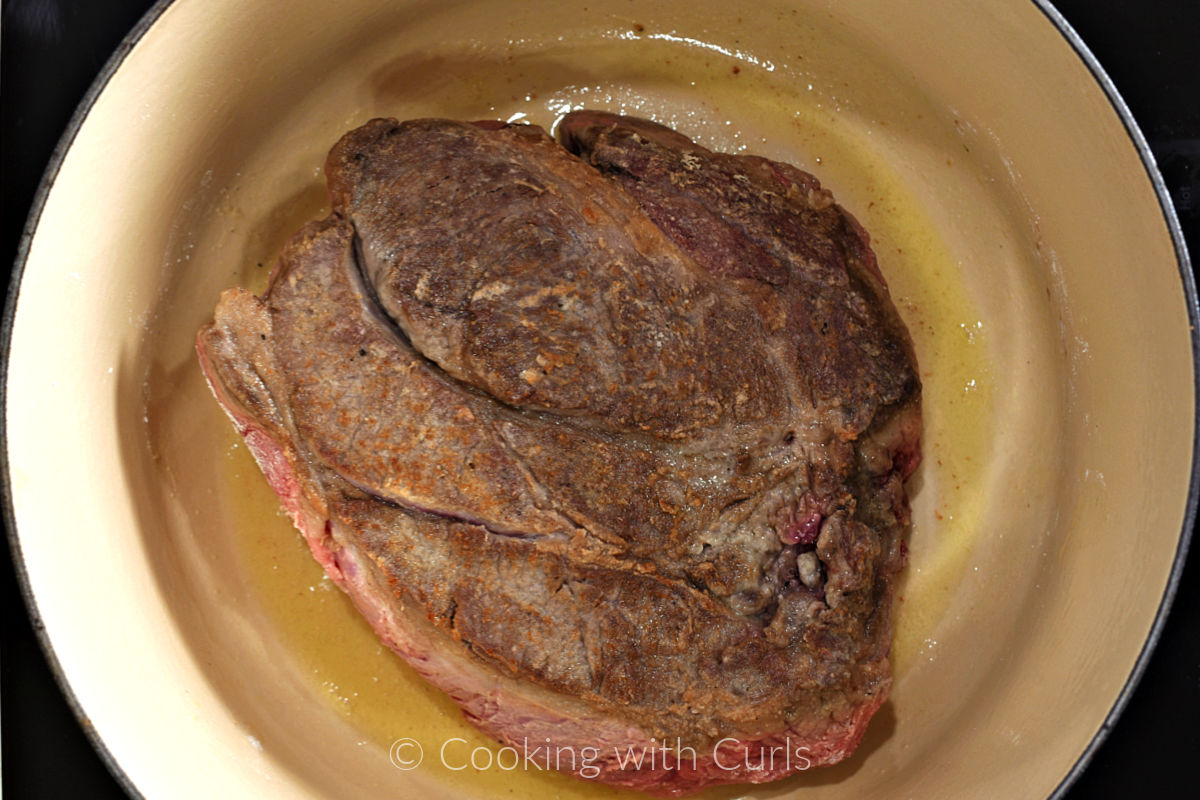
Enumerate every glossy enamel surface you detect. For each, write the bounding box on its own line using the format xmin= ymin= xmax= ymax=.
xmin=5 ymin=1 xmax=1193 ymax=798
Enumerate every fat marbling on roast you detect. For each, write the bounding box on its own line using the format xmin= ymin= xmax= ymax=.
xmin=197 ymin=110 xmax=921 ymax=795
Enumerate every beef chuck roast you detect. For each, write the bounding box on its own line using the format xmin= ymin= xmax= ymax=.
xmin=197 ymin=111 xmax=921 ymax=795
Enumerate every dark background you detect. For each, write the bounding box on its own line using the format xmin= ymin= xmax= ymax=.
xmin=2 ymin=0 xmax=1197 ymax=797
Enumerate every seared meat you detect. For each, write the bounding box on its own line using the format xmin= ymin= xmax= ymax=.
xmin=197 ymin=111 xmax=920 ymax=795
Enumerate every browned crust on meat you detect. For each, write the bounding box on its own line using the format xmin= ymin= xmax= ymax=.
xmin=198 ymin=113 xmax=922 ymax=783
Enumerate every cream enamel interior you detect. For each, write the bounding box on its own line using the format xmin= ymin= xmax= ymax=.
xmin=5 ymin=0 xmax=1193 ymax=798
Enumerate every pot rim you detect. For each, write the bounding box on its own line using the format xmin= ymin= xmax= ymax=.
xmin=1 ymin=2 xmax=1194 ymax=798
xmin=1029 ymin=0 xmax=1198 ymax=795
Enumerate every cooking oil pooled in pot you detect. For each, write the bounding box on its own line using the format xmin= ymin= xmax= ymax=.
xmin=223 ymin=35 xmax=992 ymax=796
